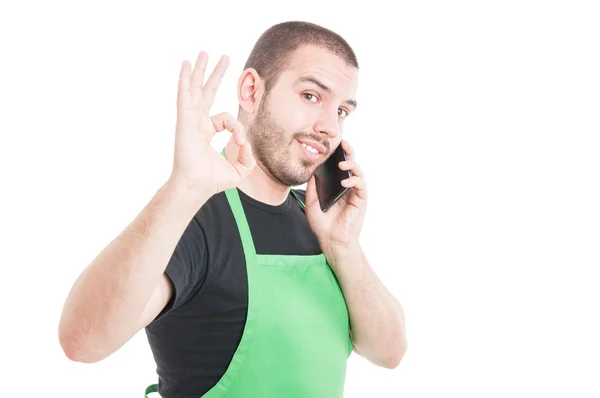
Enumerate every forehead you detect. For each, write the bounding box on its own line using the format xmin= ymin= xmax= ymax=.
xmin=278 ymin=45 xmax=359 ymax=98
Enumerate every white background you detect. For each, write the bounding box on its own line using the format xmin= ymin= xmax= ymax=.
xmin=1 ymin=1 xmax=599 ymax=397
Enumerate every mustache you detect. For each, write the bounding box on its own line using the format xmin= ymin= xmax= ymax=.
xmin=291 ymin=133 xmax=330 ymax=153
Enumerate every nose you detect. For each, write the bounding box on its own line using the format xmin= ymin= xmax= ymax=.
xmin=313 ymin=107 xmax=339 ymax=138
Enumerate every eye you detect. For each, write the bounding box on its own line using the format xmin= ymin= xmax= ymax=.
xmin=302 ymin=93 xmax=318 ymax=103
xmin=338 ymin=108 xmax=349 ymax=118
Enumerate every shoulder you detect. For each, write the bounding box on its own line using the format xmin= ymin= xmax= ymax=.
xmin=193 ymin=191 xmax=242 ymax=255
xmin=195 ymin=191 xmax=234 ymax=227
xmin=178 ymin=192 xmax=238 ymax=258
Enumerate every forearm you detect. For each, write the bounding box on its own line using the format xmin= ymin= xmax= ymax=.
xmin=58 ymin=179 xmax=209 ymax=361
xmin=323 ymin=243 xmax=407 ymax=369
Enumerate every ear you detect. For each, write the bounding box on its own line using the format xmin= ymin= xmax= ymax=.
xmin=237 ymin=68 xmax=264 ymax=114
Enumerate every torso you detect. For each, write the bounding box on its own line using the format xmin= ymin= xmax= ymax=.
xmin=145 ymin=189 xmax=323 ymax=398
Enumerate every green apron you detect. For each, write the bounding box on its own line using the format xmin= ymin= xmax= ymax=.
xmin=144 ymin=186 xmax=352 ymax=397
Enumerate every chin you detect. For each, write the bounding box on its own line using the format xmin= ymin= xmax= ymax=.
xmin=264 ymin=150 xmax=319 ymax=187
xmin=274 ymin=164 xmax=315 ymax=187
xmin=296 ymin=152 xmax=324 ymax=169
xmin=278 ymin=172 xmax=311 ymax=187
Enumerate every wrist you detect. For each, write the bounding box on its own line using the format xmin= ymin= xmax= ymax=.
xmin=162 ymin=178 xmax=213 ymax=212
xmin=321 ymin=240 xmax=363 ymax=267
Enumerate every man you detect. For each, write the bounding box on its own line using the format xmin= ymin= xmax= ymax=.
xmin=59 ymin=21 xmax=407 ymax=397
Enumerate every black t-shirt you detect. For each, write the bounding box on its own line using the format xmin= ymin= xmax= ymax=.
xmin=144 ymin=188 xmax=321 ymax=398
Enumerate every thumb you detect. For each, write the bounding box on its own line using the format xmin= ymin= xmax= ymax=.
xmin=232 ymin=141 xmax=256 ymax=179
xmin=305 ymin=175 xmax=319 ymax=207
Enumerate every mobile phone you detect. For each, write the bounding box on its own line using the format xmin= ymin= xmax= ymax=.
xmin=314 ymin=143 xmax=351 ymax=212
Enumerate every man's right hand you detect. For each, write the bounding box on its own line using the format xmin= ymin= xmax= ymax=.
xmin=59 ymin=52 xmax=257 ymax=364
xmin=170 ymin=51 xmax=256 ymax=197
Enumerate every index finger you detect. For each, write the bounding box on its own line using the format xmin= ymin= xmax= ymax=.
xmin=201 ymin=55 xmax=230 ymax=110
xmin=341 ymin=140 xmax=355 ymax=160
xmin=211 ymin=112 xmax=246 ymax=146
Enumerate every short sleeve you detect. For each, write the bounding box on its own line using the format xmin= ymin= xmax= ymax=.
xmin=155 ymin=216 xmax=208 ymax=320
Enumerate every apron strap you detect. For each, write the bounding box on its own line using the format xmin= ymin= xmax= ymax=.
xmin=224 ymin=188 xmax=258 ymax=261
xmin=221 ymin=146 xmax=258 ymax=261
xmin=144 ymin=383 xmax=158 ymax=397
xmin=290 ymin=189 xmax=306 ymax=209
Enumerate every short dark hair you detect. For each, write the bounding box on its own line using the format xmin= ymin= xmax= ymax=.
xmin=243 ymin=21 xmax=359 ymax=95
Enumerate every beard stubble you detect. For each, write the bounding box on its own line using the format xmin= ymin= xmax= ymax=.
xmin=247 ymin=96 xmax=329 ymax=187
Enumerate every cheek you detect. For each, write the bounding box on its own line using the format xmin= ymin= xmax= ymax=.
xmin=271 ymin=95 xmax=313 ymax=133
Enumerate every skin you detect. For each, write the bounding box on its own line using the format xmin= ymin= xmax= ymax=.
xmin=227 ymin=44 xmax=407 ymax=368
xmin=59 ymin=45 xmax=407 ymax=370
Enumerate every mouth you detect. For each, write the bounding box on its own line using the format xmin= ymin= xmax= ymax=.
xmin=295 ymin=139 xmax=326 ymax=162
xmin=296 ymin=138 xmax=326 ymax=154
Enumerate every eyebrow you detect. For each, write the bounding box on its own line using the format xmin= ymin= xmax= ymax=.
xmin=295 ymin=76 xmax=358 ymax=109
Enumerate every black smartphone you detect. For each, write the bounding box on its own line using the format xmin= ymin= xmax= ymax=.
xmin=314 ymin=143 xmax=351 ymax=212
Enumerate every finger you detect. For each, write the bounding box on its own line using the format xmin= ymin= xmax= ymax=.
xmin=341 ymin=176 xmax=367 ymax=200
xmin=190 ymin=51 xmax=208 ymax=106
xmin=338 ymin=159 xmax=364 ymax=178
xmin=233 ymin=141 xmax=256 ymax=177
xmin=202 ymin=55 xmax=230 ymax=109
xmin=305 ymin=175 xmax=319 ymax=207
xmin=211 ymin=112 xmax=246 ymax=146
xmin=177 ymin=60 xmax=192 ymax=111
xmin=341 ymin=140 xmax=355 ymax=160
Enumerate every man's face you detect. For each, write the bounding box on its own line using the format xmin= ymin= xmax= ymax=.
xmin=247 ymin=45 xmax=359 ymax=187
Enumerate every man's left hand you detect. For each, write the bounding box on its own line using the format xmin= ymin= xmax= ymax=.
xmin=305 ymin=140 xmax=367 ymax=252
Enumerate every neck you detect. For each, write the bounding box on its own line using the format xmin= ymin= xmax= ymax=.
xmin=224 ymin=139 xmax=291 ymax=206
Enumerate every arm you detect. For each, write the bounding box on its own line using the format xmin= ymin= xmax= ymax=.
xmin=58 ymin=181 xmax=209 ymax=363
xmin=58 ymin=51 xmax=256 ymax=363
xmin=304 ymin=140 xmax=407 ymax=369
xmin=323 ymin=242 xmax=407 ymax=369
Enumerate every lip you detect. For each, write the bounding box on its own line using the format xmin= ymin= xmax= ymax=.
xmin=296 ymin=139 xmax=323 ymax=162
xmin=296 ymin=139 xmax=326 ymax=154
